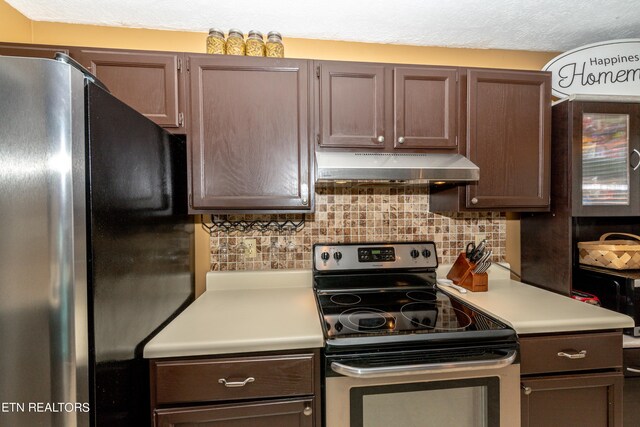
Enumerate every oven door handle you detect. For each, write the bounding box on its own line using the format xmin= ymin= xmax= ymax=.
xmin=330 ymin=350 xmax=517 ymax=378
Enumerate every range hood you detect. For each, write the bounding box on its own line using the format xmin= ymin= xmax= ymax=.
xmin=315 ymin=152 xmax=480 ymax=183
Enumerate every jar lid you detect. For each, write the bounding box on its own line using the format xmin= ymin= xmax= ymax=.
xmin=208 ymin=28 xmax=224 ymax=37
xmin=228 ymin=29 xmax=244 ymax=37
xmin=248 ymin=30 xmax=264 ymax=39
xmin=267 ymin=31 xmax=283 ymax=40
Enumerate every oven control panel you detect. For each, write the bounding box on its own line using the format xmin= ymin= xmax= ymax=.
xmin=358 ymin=247 xmax=395 ymax=262
xmin=314 ymin=242 xmax=438 ymax=271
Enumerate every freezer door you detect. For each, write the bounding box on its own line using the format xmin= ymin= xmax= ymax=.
xmin=0 ymin=57 xmax=89 ymax=426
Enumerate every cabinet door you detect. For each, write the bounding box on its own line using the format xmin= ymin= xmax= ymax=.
xmin=393 ymin=67 xmax=457 ymax=149
xmin=155 ymin=399 xmax=314 ymax=427
xmin=571 ymin=102 xmax=640 ymax=216
xmin=466 ymin=69 xmax=551 ymax=209
xmin=188 ymin=55 xmax=311 ymax=212
xmin=521 ymin=372 xmax=623 ymax=427
xmin=0 ymin=42 xmax=69 ymax=59
xmin=76 ymin=49 xmax=184 ymax=130
xmin=318 ymin=62 xmax=385 ymax=148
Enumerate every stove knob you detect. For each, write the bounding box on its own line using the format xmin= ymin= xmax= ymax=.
xmin=321 ymin=251 xmax=330 ymax=262
xmin=410 ymin=249 xmax=420 ymax=259
xmin=422 ymin=249 xmax=431 ymax=258
xmin=333 ymin=251 xmax=343 ymax=261
xmin=335 ymin=321 xmax=343 ymax=332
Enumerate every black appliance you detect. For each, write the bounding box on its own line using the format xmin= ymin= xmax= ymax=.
xmin=0 ymin=55 xmax=194 ymax=426
xmin=574 ymin=265 xmax=640 ymax=337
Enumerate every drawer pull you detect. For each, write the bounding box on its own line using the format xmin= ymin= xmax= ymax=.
xmin=557 ymin=350 xmax=587 ymax=359
xmin=303 ymin=406 xmax=313 ymax=416
xmin=627 ymin=367 xmax=640 ymax=373
xmin=521 ymin=385 xmax=532 ymax=395
xmin=218 ymin=377 xmax=255 ymax=388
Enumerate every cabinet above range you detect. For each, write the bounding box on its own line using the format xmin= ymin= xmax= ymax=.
xmin=430 ymin=68 xmax=551 ymax=212
xmin=315 ymin=61 xmax=458 ymax=151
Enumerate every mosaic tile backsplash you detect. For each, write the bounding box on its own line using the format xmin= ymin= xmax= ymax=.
xmin=207 ymin=185 xmax=506 ymax=271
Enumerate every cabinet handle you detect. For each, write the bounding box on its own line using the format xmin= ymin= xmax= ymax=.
xmin=301 ymin=184 xmax=308 ymax=205
xmin=398 ymin=136 xmax=405 ymax=144
xmin=471 ymin=197 xmax=479 ymax=205
xmin=303 ymin=406 xmax=313 ymax=416
xmin=557 ymin=350 xmax=587 ymax=359
xmin=632 ymin=149 xmax=640 ymax=171
xmin=377 ymin=135 xmax=385 ymax=143
xmin=521 ymin=385 xmax=532 ymax=395
xmin=627 ymin=367 xmax=640 ymax=373
xmin=218 ymin=377 xmax=255 ymax=388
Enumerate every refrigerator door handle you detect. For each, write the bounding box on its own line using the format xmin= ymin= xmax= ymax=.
xmin=631 ymin=149 xmax=640 ymax=171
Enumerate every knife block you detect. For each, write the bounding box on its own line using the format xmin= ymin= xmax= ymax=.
xmin=446 ymin=252 xmax=488 ymax=292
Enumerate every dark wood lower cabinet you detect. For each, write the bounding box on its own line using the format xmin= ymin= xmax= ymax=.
xmin=155 ymin=399 xmax=314 ymax=427
xmin=150 ymin=350 xmax=321 ymax=427
xmin=519 ymin=332 xmax=624 ymax=427
xmin=521 ymin=372 xmax=623 ymax=427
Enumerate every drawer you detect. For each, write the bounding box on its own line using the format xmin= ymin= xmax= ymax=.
xmin=624 ymin=348 xmax=640 ymax=377
xmin=154 ymin=398 xmax=315 ymax=427
xmin=520 ymin=332 xmax=622 ymax=375
xmin=153 ymin=353 xmax=315 ymax=405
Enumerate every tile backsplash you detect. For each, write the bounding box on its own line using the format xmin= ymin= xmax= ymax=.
xmin=207 ymin=184 xmax=506 ymax=271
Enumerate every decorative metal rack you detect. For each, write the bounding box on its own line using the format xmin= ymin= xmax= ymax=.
xmin=201 ymin=215 xmax=305 ymax=235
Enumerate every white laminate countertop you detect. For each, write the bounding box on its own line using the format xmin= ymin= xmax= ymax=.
xmin=144 ymin=263 xmax=636 ymax=359
xmin=143 ymin=269 xmax=324 ymax=359
xmin=437 ymin=264 xmax=635 ymax=335
xmin=624 ymin=334 xmax=640 ymax=348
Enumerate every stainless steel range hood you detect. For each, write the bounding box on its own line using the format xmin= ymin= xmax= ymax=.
xmin=315 ymin=152 xmax=480 ymax=183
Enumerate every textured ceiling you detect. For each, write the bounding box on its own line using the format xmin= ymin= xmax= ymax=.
xmin=7 ymin=0 xmax=640 ymax=52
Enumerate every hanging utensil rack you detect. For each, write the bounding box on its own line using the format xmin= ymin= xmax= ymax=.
xmin=201 ymin=215 xmax=305 ymax=235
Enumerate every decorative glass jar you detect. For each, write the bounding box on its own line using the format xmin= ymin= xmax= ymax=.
xmin=246 ymin=30 xmax=265 ymax=56
xmin=225 ymin=29 xmax=245 ymax=56
xmin=206 ymin=28 xmax=225 ymax=54
xmin=265 ymin=31 xmax=284 ymax=58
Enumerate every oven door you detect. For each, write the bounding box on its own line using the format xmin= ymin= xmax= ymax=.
xmin=325 ymin=352 xmax=520 ymax=427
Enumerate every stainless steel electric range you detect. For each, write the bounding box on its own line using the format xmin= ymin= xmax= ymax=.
xmin=313 ymin=242 xmax=520 ymax=427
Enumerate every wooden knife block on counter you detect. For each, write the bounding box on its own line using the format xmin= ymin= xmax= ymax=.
xmin=446 ymin=253 xmax=488 ymax=292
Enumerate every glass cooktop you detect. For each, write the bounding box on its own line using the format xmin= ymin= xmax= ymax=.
xmin=313 ymin=269 xmax=511 ymax=342
xmin=316 ymin=288 xmax=506 ymax=340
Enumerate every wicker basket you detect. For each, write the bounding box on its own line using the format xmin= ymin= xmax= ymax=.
xmin=578 ymin=233 xmax=640 ymax=270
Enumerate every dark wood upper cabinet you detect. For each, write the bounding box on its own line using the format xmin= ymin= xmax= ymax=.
xmin=431 ymin=68 xmax=551 ymax=212
xmin=75 ymin=49 xmax=185 ymax=131
xmin=567 ymin=101 xmax=640 ymax=217
xmin=316 ymin=61 xmax=458 ymax=152
xmin=187 ymin=55 xmax=312 ymax=213
xmin=0 ymin=42 xmax=69 ymax=59
xmin=318 ymin=62 xmax=385 ymax=148
xmin=393 ymin=67 xmax=457 ymax=149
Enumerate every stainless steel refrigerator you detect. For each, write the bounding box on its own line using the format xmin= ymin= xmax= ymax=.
xmin=0 ymin=55 xmax=194 ymax=426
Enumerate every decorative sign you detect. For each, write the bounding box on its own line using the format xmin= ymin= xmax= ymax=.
xmin=542 ymin=39 xmax=640 ymax=98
